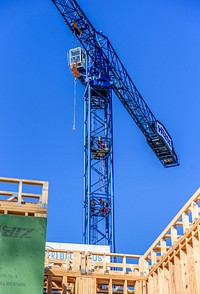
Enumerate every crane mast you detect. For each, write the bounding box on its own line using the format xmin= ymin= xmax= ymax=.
xmin=52 ymin=0 xmax=179 ymax=252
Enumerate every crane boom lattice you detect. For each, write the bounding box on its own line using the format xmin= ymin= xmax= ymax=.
xmin=52 ymin=0 xmax=179 ymax=252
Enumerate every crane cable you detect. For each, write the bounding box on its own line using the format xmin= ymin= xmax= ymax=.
xmin=71 ymin=65 xmax=81 ymax=131
xmin=72 ymin=77 xmax=77 ymax=131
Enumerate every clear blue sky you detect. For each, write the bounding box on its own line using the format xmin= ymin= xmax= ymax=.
xmin=0 ymin=0 xmax=200 ymax=254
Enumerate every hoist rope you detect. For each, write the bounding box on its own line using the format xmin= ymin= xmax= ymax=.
xmin=72 ymin=77 xmax=77 ymax=131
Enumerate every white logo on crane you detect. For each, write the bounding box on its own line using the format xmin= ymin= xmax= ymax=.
xmin=156 ymin=122 xmax=173 ymax=151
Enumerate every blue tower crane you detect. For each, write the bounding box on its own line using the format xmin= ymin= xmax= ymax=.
xmin=52 ymin=0 xmax=179 ymax=253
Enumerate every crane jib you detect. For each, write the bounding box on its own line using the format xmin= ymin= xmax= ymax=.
xmin=51 ymin=0 xmax=179 ymax=168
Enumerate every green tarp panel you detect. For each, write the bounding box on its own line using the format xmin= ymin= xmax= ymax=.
xmin=0 ymin=214 xmax=47 ymax=294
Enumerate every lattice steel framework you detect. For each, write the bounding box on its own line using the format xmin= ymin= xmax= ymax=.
xmin=83 ymin=76 xmax=114 ymax=248
xmin=52 ymin=0 xmax=179 ymax=252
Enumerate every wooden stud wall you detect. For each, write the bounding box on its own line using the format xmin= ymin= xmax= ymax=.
xmin=144 ymin=219 xmax=200 ymax=294
xmin=44 ymin=270 xmax=145 ymax=294
xmin=44 ymin=188 xmax=200 ymax=294
xmin=143 ymin=188 xmax=200 ymax=269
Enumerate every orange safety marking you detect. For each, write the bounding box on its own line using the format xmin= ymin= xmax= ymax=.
xmin=72 ymin=21 xmax=82 ymax=36
xmin=70 ymin=64 xmax=81 ymax=78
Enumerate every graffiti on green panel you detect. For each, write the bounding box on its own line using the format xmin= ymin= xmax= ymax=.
xmin=0 ymin=214 xmax=47 ymax=294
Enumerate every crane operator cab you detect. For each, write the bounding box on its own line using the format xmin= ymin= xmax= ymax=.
xmin=69 ymin=47 xmax=86 ymax=80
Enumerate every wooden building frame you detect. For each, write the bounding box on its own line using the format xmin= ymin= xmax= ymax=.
xmin=44 ymin=188 xmax=200 ymax=294
xmin=0 ymin=177 xmax=199 ymax=293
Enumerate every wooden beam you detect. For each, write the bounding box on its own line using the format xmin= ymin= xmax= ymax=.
xmin=144 ymin=188 xmax=200 ymax=262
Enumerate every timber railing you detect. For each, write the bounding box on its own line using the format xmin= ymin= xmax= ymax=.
xmin=45 ymin=249 xmax=145 ymax=277
xmin=143 ymin=188 xmax=200 ymax=270
xmin=0 ymin=177 xmax=48 ymax=216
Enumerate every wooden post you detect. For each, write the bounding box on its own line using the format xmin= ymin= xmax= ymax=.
xmin=153 ymin=271 xmax=159 ymax=294
xmin=123 ymin=280 xmax=128 ymax=294
xmin=151 ymin=250 xmax=157 ymax=266
xmin=163 ymin=263 xmax=170 ymax=294
xmin=46 ymin=271 xmax=52 ymax=294
xmin=139 ymin=256 xmax=148 ymax=277
xmin=147 ymin=275 xmax=154 ymax=294
xmin=18 ymin=180 xmax=22 ymax=206
xmin=75 ymin=277 xmax=78 ymax=294
xmin=192 ymin=230 xmax=200 ymax=293
xmin=103 ymin=253 xmax=106 ymax=274
xmin=160 ymin=239 xmax=167 ymax=256
xmin=72 ymin=252 xmax=81 ymax=272
xmin=173 ymin=252 xmax=183 ymax=294
xmin=109 ymin=279 xmax=112 ymax=294
xmin=123 ymin=255 xmax=126 ymax=275
xmin=180 ymin=246 xmax=190 ymax=294
xmin=171 ymin=226 xmax=178 ymax=246
xmin=80 ymin=251 xmax=86 ymax=274
xmin=190 ymin=201 xmax=199 ymax=222
xmin=45 ymin=249 xmax=49 ymax=268
xmin=168 ymin=260 xmax=176 ymax=294
xmin=42 ymin=181 xmax=48 ymax=207
xmin=62 ymin=276 xmax=68 ymax=294
xmin=135 ymin=280 xmax=143 ymax=294
xmin=157 ymin=267 xmax=164 ymax=294
xmin=87 ymin=252 xmax=92 ymax=273
xmin=92 ymin=278 xmax=96 ymax=293
xmin=66 ymin=251 xmax=71 ymax=272
xmin=182 ymin=212 xmax=190 ymax=233
xmin=186 ymin=237 xmax=198 ymax=293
